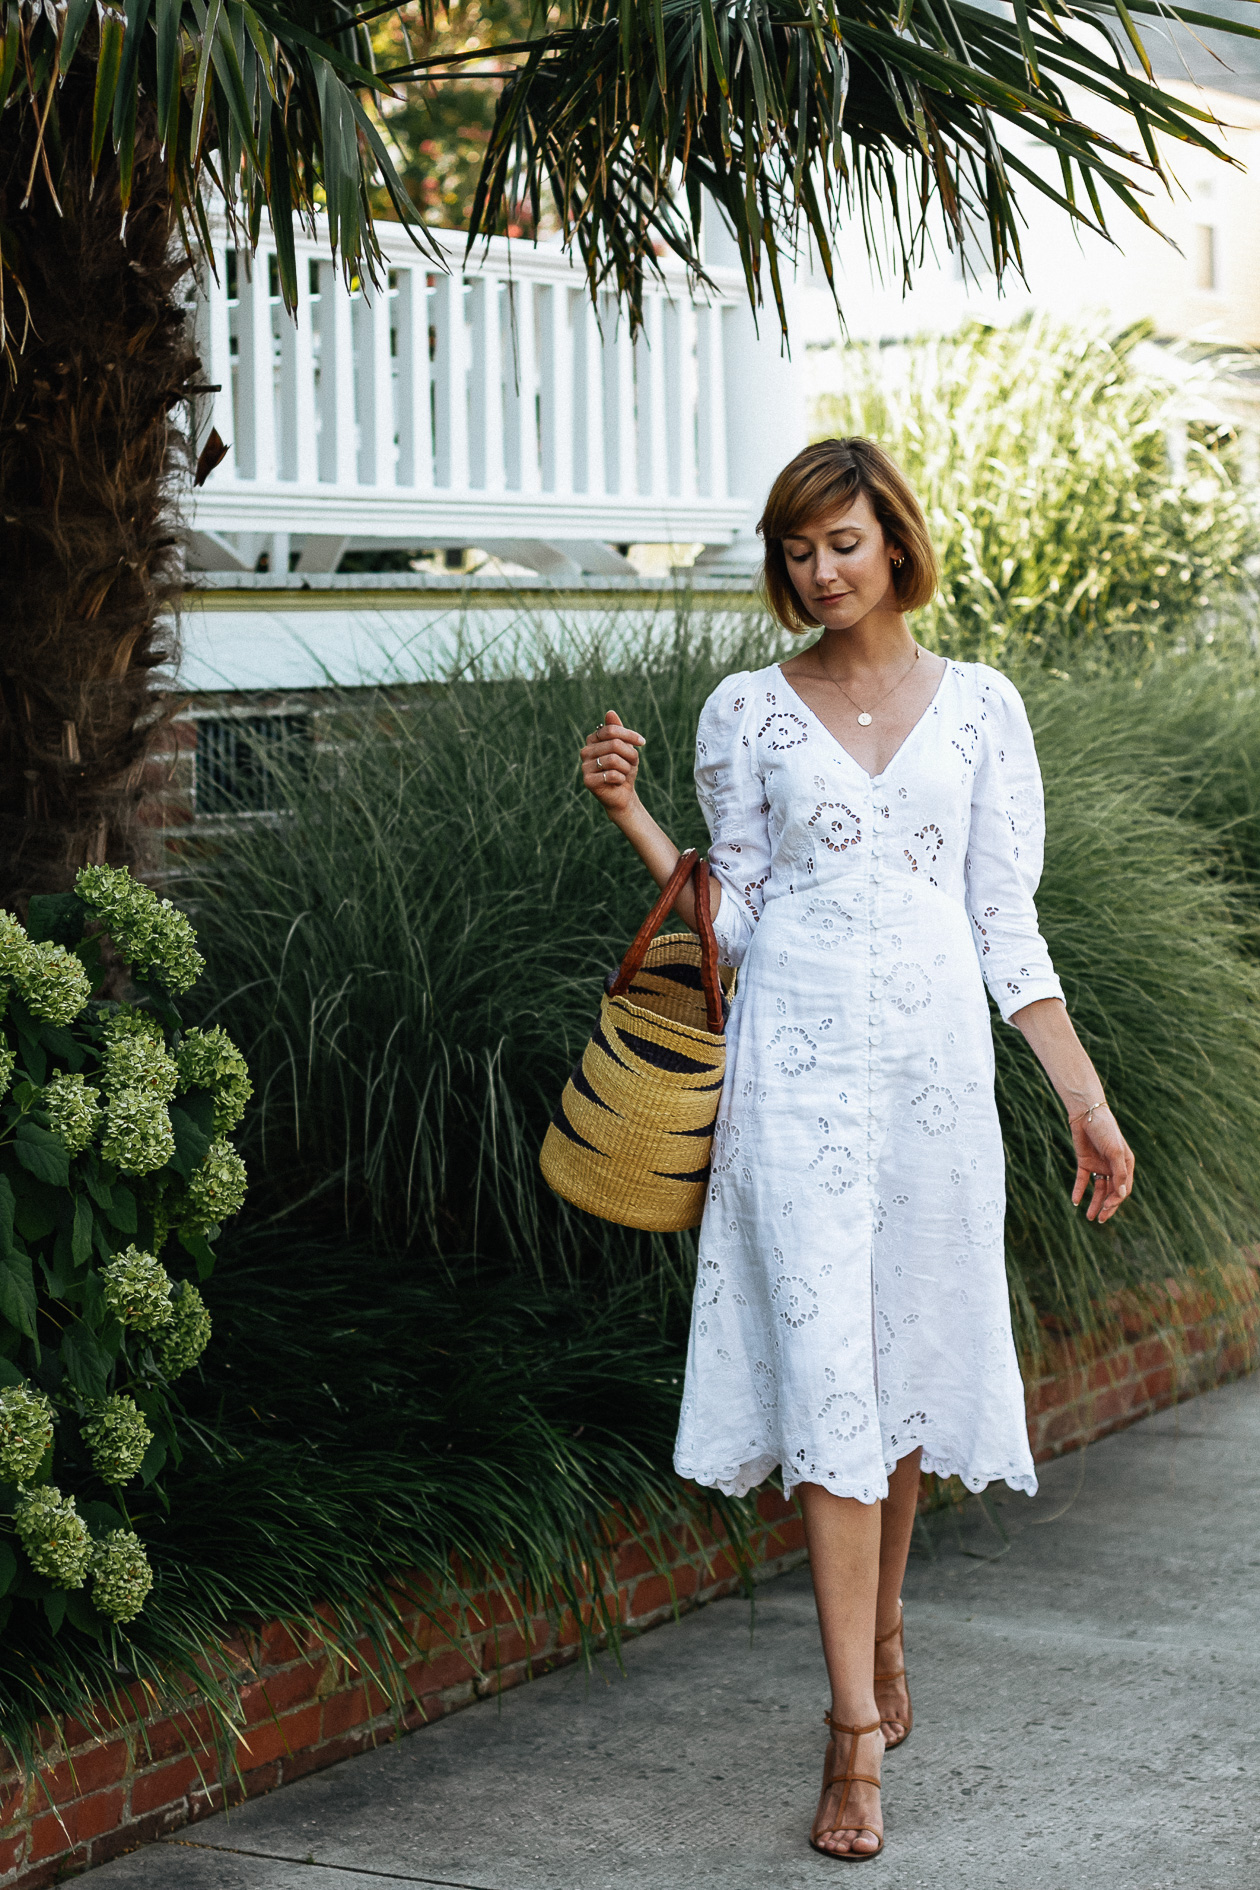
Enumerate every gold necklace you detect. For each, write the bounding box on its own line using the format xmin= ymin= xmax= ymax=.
xmin=818 ymin=645 xmax=921 ymax=727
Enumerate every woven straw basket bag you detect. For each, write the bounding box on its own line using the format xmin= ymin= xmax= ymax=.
xmin=540 ymin=849 xmax=730 ymax=1232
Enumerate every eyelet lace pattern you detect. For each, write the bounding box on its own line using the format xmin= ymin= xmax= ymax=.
xmin=675 ymin=663 xmax=1062 ymax=1502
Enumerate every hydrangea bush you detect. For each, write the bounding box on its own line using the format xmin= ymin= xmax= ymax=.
xmin=0 ymin=867 xmax=249 ymax=1635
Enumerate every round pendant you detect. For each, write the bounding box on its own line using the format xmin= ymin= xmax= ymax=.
xmin=857 ymin=711 xmax=873 ymax=727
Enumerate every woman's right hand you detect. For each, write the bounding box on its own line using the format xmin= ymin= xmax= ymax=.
xmin=580 ymin=710 xmax=646 ymax=820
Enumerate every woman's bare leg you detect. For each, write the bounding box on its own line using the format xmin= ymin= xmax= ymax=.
xmin=875 ymin=1448 xmax=921 ymax=1743
xmin=798 ymin=1483 xmax=884 ymax=1857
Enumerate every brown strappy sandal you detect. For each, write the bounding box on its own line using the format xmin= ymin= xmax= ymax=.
xmin=874 ymin=1601 xmax=913 ymax=1752
xmin=809 ymin=1714 xmax=884 ymax=1861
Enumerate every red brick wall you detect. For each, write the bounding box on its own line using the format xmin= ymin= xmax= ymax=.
xmin=3 ymin=1261 xmax=1257 ymax=1889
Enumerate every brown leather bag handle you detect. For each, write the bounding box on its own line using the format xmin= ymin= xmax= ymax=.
xmin=608 ymin=848 xmax=725 ymax=1036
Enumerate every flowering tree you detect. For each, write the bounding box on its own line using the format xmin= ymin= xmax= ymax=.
xmin=0 ymin=867 xmax=248 ymax=1633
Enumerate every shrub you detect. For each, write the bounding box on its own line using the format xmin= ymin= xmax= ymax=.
xmin=814 ymin=317 xmax=1260 ymax=665
xmin=0 ymin=866 xmax=249 ymax=1637
xmin=185 ymin=623 xmax=1260 ymax=1349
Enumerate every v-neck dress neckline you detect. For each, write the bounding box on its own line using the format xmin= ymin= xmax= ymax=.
xmin=776 ymin=660 xmax=950 ymax=783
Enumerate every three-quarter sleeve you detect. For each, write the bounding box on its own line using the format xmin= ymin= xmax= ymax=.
xmin=964 ymin=668 xmax=1064 ymax=1024
xmin=694 ymin=673 xmax=771 ymax=969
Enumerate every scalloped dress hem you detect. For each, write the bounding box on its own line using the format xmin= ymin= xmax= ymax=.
xmin=674 ymin=1444 xmax=1038 ymax=1505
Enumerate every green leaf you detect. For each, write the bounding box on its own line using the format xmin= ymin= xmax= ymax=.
xmin=178 ymin=1228 xmax=217 ymax=1280
xmin=25 ymin=893 xmax=88 ymax=948
xmin=60 ymin=0 xmax=97 ymax=73
xmin=64 ymin=1588 xmax=106 ymax=1640
xmin=0 ymin=1540 xmax=16 ymax=1599
xmin=15 ymin=1121 xmax=70 ymax=1190
xmin=0 ymin=1356 xmax=24 ymax=1389
xmin=43 ymin=1588 xmax=67 ymax=1635
xmin=72 ymin=1194 xmax=93 ymax=1268
xmin=168 ymin=1103 xmax=211 ymax=1180
xmin=41 ymin=1236 xmax=75 ymax=1300
xmin=105 ymin=1186 xmax=137 ymax=1236
xmin=13 ymin=1173 xmax=56 ymax=1243
xmin=38 ymin=1022 xmax=81 ymax=1065
xmin=61 ymin=1322 xmax=112 ymax=1400
xmin=0 ymin=1175 xmax=14 ymax=1258
xmin=155 ymin=0 xmax=183 ymax=145
xmin=80 ymin=1500 xmax=125 ymax=1534
xmin=83 ymin=1157 xmax=114 ymax=1211
xmin=91 ymin=3 xmax=128 ymax=174
xmin=0 ymin=1253 xmax=37 ymax=1341
xmin=139 ymin=1434 xmax=168 ymax=1486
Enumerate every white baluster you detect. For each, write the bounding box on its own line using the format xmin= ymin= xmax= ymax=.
xmin=503 ymin=279 xmax=540 ymax=494
xmin=235 ymin=249 xmax=277 ymax=481
xmin=677 ymin=298 xmax=699 ymax=500
xmin=469 ymin=274 xmax=505 ymax=492
xmin=432 ymin=271 xmax=470 ymax=490
xmin=575 ymin=295 xmax=606 ymax=497
xmin=539 ymin=281 xmax=574 ymax=496
xmin=316 ymin=258 xmax=357 ymax=487
xmin=636 ymin=291 xmax=668 ymax=498
xmin=200 ymin=245 xmax=237 ymax=478
xmin=696 ymin=301 xmax=727 ymax=499
xmin=395 ymin=266 xmax=434 ymax=490
xmin=275 ymin=266 xmax=318 ymax=485
xmin=610 ymin=301 xmax=636 ymax=496
xmin=355 ymin=274 xmax=395 ymax=487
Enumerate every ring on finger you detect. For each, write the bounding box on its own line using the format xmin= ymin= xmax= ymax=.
xmin=597 ymin=756 xmax=605 ymax=770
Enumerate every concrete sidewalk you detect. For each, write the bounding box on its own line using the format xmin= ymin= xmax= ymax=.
xmin=90 ymin=1374 xmax=1260 ymax=1890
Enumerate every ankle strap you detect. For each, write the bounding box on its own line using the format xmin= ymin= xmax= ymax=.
xmin=823 ymin=1713 xmax=883 ymax=1737
xmin=874 ymin=1602 xmax=904 ymax=1647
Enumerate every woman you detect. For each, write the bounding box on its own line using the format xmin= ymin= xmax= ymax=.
xmin=579 ymin=438 xmax=1133 ymax=1862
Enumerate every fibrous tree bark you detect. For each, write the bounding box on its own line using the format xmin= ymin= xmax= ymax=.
xmin=0 ymin=61 xmax=198 ymax=909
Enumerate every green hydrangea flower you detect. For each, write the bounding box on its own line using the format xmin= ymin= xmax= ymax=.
xmin=0 ymin=913 xmax=90 ymax=1025
xmin=156 ymin=1281 xmax=212 ymax=1379
xmin=101 ymin=1246 xmax=173 ymax=1332
xmin=20 ymin=939 xmax=92 ymax=1025
xmin=177 ymin=1027 xmax=253 ymax=1134
xmin=75 ymin=865 xmax=205 ymax=997
xmin=100 ymin=1087 xmax=175 ymax=1175
xmin=90 ymin=1529 xmax=154 ymax=1623
xmin=100 ymin=1010 xmax=178 ymax=1103
xmin=0 ymin=1382 xmax=55 ymax=1485
xmin=80 ymin=1395 xmax=152 ymax=1485
xmin=0 ymin=1041 xmax=15 ymax=1100
xmin=180 ymin=1138 xmax=247 ymax=1233
xmin=43 ymin=1070 xmax=105 ymax=1156
xmin=14 ymin=1486 xmax=92 ymax=1587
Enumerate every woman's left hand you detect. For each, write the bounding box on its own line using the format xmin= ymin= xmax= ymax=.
xmin=1069 ymin=1106 xmax=1134 ymax=1224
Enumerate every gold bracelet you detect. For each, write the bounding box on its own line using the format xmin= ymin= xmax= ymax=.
xmin=1069 ymin=1099 xmax=1107 ymax=1128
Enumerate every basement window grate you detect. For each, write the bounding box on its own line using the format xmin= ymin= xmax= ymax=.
xmin=193 ymin=714 xmax=313 ymax=817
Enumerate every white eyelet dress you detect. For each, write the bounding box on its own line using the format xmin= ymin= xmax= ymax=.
xmin=673 ymin=661 xmax=1064 ymax=1503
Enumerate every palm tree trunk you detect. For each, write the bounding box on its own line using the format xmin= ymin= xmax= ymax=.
xmin=0 ymin=59 xmax=199 ymax=910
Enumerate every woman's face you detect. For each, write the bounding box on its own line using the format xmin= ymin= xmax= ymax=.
xmin=780 ymin=491 xmax=902 ymax=632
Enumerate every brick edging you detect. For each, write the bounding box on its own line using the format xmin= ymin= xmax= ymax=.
xmin=3 ymin=1260 xmax=1257 ymax=1886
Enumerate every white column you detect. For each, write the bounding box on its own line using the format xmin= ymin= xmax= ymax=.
xmin=539 ymin=282 xmax=574 ymax=495
xmin=395 ymin=266 xmax=434 ymax=489
xmin=316 ymin=258 xmax=357 ymax=487
xmin=432 ymin=271 xmax=470 ymax=490
xmin=235 ymin=249 xmax=277 ymax=481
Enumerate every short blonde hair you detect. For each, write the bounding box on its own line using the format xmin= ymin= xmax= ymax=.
xmin=758 ymin=437 xmax=938 ymax=634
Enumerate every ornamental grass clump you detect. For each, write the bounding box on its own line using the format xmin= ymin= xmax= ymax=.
xmin=0 ymin=866 xmax=248 ymax=1641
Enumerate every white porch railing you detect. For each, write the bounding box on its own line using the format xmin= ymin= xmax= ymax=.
xmin=188 ymin=219 xmax=764 ymax=574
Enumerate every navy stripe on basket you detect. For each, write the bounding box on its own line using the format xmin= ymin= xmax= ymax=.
xmin=629 ymin=962 xmax=705 ymax=991
xmin=571 ymin=1060 xmax=618 ymax=1114
xmin=549 ymin=1102 xmax=603 ymax=1154
xmin=652 ymin=1165 xmax=712 ymax=1183
xmin=617 ymin=1029 xmax=716 ymax=1075
xmin=591 ymin=1017 xmax=632 ymax=1070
